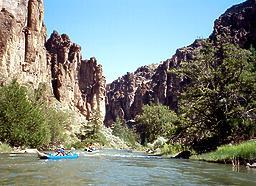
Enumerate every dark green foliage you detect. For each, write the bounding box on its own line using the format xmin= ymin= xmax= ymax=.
xmin=44 ymin=108 xmax=67 ymax=145
xmin=136 ymin=104 xmax=180 ymax=144
xmin=32 ymin=82 xmax=67 ymax=145
xmin=78 ymin=111 xmax=107 ymax=145
xmin=112 ymin=118 xmax=139 ymax=147
xmin=0 ymin=80 xmax=50 ymax=147
xmin=191 ymin=140 xmax=256 ymax=164
xmin=173 ymin=41 xmax=256 ymax=152
xmin=0 ymin=80 xmax=69 ymax=148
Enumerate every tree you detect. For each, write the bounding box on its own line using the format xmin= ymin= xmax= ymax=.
xmin=44 ymin=108 xmax=67 ymax=145
xmin=0 ymin=80 xmax=50 ymax=147
xmin=0 ymin=81 xmax=70 ymax=148
xmin=31 ymin=82 xmax=69 ymax=146
xmin=112 ymin=117 xmax=139 ymax=147
xmin=135 ymin=104 xmax=180 ymax=144
xmin=174 ymin=41 xmax=256 ymax=152
xmin=78 ymin=110 xmax=107 ymax=145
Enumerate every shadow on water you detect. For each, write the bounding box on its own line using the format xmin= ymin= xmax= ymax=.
xmin=0 ymin=149 xmax=256 ymax=185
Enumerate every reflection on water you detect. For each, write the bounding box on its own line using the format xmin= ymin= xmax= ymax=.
xmin=0 ymin=149 xmax=256 ymax=185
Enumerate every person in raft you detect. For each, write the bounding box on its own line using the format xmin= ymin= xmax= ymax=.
xmin=55 ymin=145 xmax=65 ymax=156
xmin=87 ymin=143 xmax=96 ymax=152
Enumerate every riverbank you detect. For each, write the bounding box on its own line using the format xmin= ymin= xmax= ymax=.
xmin=190 ymin=140 xmax=256 ymax=166
xmin=2 ymin=139 xmax=256 ymax=167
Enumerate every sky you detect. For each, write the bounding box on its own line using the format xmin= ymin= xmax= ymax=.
xmin=44 ymin=0 xmax=245 ymax=83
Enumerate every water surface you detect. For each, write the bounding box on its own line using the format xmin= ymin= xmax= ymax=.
xmin=0 ymin=149 xmax=255 ymax=185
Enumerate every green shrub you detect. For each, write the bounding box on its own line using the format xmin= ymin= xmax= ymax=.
xmin=0 ymin=80 xmax=50 ymax=147
xmin=112 ymin=118 xmax=139 ymax=147
xmin=0 ymin=80 xmax=70 ymax=148
xmin=0 ymin=143 xmax=12 ymax=153
xmin=78 ymin=111 xmax=108 ymax=146
xmin=192 ymin=140 xmax=256 ymax=162
xmin=43 ymin=108 xmax=67 ymax=145
xmin=160 ymin=143 xmax=188 ymax=155
xmin=136 ymin=104 xmax=180 ymax=144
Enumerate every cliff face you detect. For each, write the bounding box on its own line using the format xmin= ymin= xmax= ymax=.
xmin=45 ymin=31 xmax=106 ymax=119
xmin=105 ymin=64 xmax=157 ymax=126
xmin=105 ymin=0 xmax=256 ymax=125
xmin=0 ymin=0 xmax=50 ymax=88
xmin=0 ymin=0 xmax=106 ymax=121
xmin=210 ymin=0 xmax=256 ymax=47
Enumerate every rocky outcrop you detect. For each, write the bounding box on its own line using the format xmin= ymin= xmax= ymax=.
xmin=0 ymin=0 xmax=106 ymax=121
xmin=105 ymin=0 xmax=256 ymax=126
xmin=105 ymin=64 xmax=158 ymax=126
xmin=172 ymin=150 xmax=191 ymax=159
xmin=210 ymin=0 xmax=256 ymax=48
xmin=105 ymin=39 xmax=205 ymax=126
xmin=0 ymin=0 xmax=50 ymax=88
xmin=46 ymin=31 xmax=106 ymax=119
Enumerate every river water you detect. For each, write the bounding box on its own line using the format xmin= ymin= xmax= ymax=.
xmin=0 ymin=149 xmax=255 ymax=185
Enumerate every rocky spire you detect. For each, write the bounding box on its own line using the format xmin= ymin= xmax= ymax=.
xmin=46 ymin=31 xmax=106 ymax=120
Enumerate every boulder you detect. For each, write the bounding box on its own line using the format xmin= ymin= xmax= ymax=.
xmin=172 ymin=150 xmax=191 ymax=159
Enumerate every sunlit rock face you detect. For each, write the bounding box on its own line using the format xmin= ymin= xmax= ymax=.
xmin=0 ymin=0 xmax=50 ymax=88
xmin=105 ymin=64 xmax=158 ymax=126
xmin=0 ymin=0 xmax=106 ymax=121
xmin=105 ymin=0 xmax=256 ymax=126
xmin=210 ymin=0 xmax=256 ymax=48
xmin=45 ymin=31 xmax=106 ymax=120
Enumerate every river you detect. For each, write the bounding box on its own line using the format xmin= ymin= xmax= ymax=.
xmin=0 ymin=149 xmax=255 ymax=185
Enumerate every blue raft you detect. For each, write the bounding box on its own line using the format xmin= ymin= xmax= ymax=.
xmin=38 ymin=151 xmax=79 ymax=160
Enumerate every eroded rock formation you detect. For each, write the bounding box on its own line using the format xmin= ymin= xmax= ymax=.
xmin=210 ymin=0 xmax=256 ymax=48
xmin=46 ymin=31 xmax=106 ymax=119
xmin=105 ymin=64 xmax=158 ymax=126
xmin=0 ymin=0 xmax=50 ymax=88
xmin=0 ymin=0 xmax=106 ymax=121
xmin=105 ymin=0 xmax=256 ymax=126
xmin=105 ymin=38 xmax=206 ymax=126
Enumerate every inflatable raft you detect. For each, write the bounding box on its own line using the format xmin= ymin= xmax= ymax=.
xmin=37 ymin=151 xmax=79 ymax=160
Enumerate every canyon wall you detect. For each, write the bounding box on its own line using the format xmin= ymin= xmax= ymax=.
xmin=0 ymin=0 xmax=50 ymax=88
xmin=46 ymin=31 xmax=106 ymax=119
xmin=105 ymin=0 xmax=256 ymax=126
xmin=0 ymin=0 xmax=106 ymax=121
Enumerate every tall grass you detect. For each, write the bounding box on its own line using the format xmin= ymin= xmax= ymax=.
xmin=0 ymin=143 xmax=12 ymax=153
xmin=191 ymin=140 xmax=256 ymax=164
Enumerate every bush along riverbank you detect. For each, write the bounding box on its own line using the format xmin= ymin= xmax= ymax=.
xmin=0 ymin=143 xmax=12 ymax=153
xmin=190 ymin=140 xmax=256 ymax=166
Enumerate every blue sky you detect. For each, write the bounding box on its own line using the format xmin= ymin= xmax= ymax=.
xmin=44 ymin=0 xmax=245 ymax=83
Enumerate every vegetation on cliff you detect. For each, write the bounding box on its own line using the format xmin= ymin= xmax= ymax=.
xmin=76 ymin=111 xmax=108 ymax=147
xmin=133 ymin=42 xmax=255 ymax=157
xmin=172 ymin=42 xmax=256 ymax=153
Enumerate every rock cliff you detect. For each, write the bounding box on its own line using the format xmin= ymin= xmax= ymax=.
xmin=0 ymin=0 xmax=106 ymax=121
xmin=210 ymin=0 xmax=256 ymax=47
xmin=105 ymin=0 xmax=256 ymax=125
xmin=46 ymin=31 xmax=106 ymax=119
xmin=0 ymin=0 xmax=50 ymax=88
xmin=105 ymin=64 xmax=158 ymax=126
